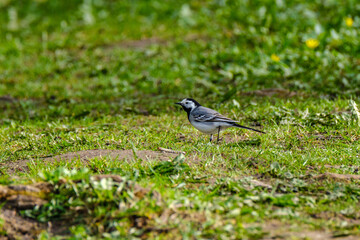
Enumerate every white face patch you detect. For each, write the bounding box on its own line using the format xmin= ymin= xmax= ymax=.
xmin=181 ymin=99 xmax=196 ymax=110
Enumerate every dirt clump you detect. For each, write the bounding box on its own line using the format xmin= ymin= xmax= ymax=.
xmin=0 ymin=182 xmax=53 ymax=239
xmin=0 ymin=208 xmax=46 ymax=240
xmin=5 ymin=149 xmax=180 ymax=174
xmin=0 ymin=175 xmax=159 ymax=239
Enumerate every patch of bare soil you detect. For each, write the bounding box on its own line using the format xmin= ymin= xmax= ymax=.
xmin=241 ymin=88 xmax=299 ymax=97
xmin=310 ymin=211 xmax=360 ymax=224
xmin=257 ymin=220 xmax=359 ymax=240
xmin=100 ymin=34 xmax=209 ymax=49
xmin=312 ymin=133 xmax=344 ymax=141
xmin=314 ymin=172 xmax=360 ymax=181
xmin=206 ymin=177 xmax=272 ymax=190
xmin=112 ymin=37 xmax=168 ymax=49
xmin=297 ymin=133 xmax=346 ymax=145
xmin=5 ymin=149 xmax=180 ymax=174
xmin=323 ymin=165 xmax=360 ymax=174
xmin=0 ymin=95 xmax=16 ymax=103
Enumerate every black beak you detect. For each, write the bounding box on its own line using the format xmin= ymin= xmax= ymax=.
xmin=175 ymin=102 xmax=182 ymax=105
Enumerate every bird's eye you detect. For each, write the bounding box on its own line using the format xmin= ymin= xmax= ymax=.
xmin=185 ymin=102 xmax=189 ymax=104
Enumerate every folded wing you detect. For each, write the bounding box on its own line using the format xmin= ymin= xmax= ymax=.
xmin=192 ymin=107 xmax=238 ymax=123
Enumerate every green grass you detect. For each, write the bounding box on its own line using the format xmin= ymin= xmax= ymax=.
xmin=1 ymin=0 xmax=360 ymax=239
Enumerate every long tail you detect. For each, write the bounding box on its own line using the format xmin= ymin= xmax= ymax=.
xmin=233 ymin=123 xmax=265 ymax=134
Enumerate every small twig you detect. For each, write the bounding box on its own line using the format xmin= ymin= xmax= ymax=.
xmin=158 ymin=147 xmax=185 ymax=155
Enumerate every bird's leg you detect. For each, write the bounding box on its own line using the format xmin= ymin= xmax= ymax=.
xmin=209 ymin=134 xmax=213 ymax=142
xmin=217 ymin=127 xmax=221 ymax=143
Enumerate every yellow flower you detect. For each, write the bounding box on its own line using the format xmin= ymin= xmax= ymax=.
xmin=305 ymin=38 xmax=319 ymax=49
xmin=271 ymin=54 xmax=280 ymax=62
xmin=345 ymin=17 xmax=353 ymax=27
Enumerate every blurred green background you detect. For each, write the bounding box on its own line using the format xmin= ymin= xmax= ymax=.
xmin=1 ymin=2 xmax=360 ymax=238
xmin=0 ymin=0 xmax=359 ymax=121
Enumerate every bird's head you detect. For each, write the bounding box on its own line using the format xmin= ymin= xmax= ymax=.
xmin=175 ymin=98 xmax=201 ymax=112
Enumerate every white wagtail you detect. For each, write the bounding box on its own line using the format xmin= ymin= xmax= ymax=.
xmin=175 ymin=98 xmax=265 ymax=142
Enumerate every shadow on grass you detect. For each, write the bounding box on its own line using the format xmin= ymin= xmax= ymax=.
xmin=224 ymin=139 xmax=261 ymax=148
